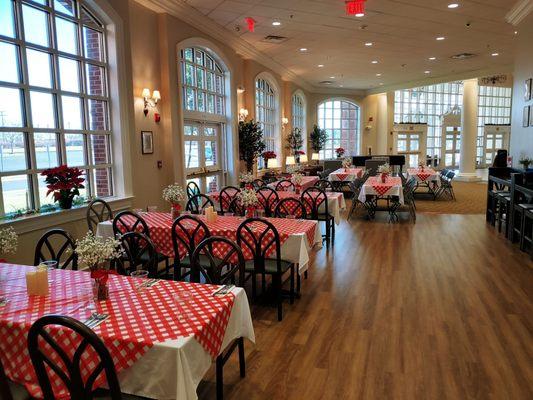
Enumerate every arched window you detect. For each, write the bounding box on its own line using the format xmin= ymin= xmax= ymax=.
xmin=292 ymin=92 xmax=306 ymax=150
xmin=255 ymin=76 xmax=279 ymax=168
xmin=0 ymin=0 xmax=113 ymax=216
xmin=180 ymin=46 xmax=227 ymax=192
xmin=317 ymin=99 xmax=361 ymax=159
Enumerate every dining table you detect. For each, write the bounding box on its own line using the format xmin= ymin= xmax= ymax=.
xmin=267 ymin=176 xmax=319 ymax=191
xmin=328 ymin=168 xmax=364 ymax=183
xmin=407 ymin=167 xmax=440 ymax=199
xmin=0 ymin=264 xmax=254 ymax=400
xmin=96 ymin=212 xmax=323 ymax=276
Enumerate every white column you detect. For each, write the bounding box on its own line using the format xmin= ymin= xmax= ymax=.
xmin=376 ymin=93 xmax=388 ymax=154
xmin=457 ymin=78 xmax=481 ymax=181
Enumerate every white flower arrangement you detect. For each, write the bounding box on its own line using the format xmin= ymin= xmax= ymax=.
xmin=292 ymin=172 xmax=304 ymax=186
xmin=239 ymin=172 xmax=254 ymax=184
xmin=286 ymin=165 xmax=303 ymax=174
xmin=378 ymin=163 xmax=392 ymax=174
xmin=0 ymin=227 xmax=18 ymax=256
xmin=75 ymin=232 xmax=123 ymax=270
xmin=238 ymin=188 xmax=259 ymax=208
xmin=162 ymin=183 xmax=186 ymax=205
xmin=342 ymin=157 xmax=352 ymax=169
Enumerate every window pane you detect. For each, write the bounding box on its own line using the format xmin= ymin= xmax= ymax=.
xmin=184 ymin=125 xmax=198 ymax=136
xmin=0 ymin=132 xmax=26 ymax=172
xmin=27 ymin=49 xmax=52 ymax=88
xmin=34 ymin=132 xmax=58 ymax=169
xmin=38 ymin=174 xmax=55 ymax=207
xmin=85 ymin=64 xmax=105 ymax=96
xmin=90 ymin=134 xmax=108 ymax=164
xmin=92 ymin=168 xmax=112 ymax=197
xmin=54 ymin=0 xmax=76 ymax=17
xmin=55 ymin=17 xmax=78 ymax=55
xmin=22 ymin=5 xmax=50 ymax=47
xmin=58 ymin=57 xmax=80 ymax=92
xmin=2 ymin=175 xmax=30 ymax=214
xmin=205 ymin=141 xmax=216 ymax=167
xmin=30 ymin=91 xmax=56 ymax=128
xmin=83 ymin=26 xmax=103 ymax=61
xmin=0 ymin=0 xmax=16 ymax=38
xmin=184 ymin=141 xmax=199 ymax=169
xmin=61 ymin=95 xmax=82 ymax=129
xmin=0 ymin=42 xmax=20 ymax=83
xmin=65 ymin=133 xmax=85 ymax=166
xmin=0 ymin=88 xmax=24 ymax=127
xmin=88 ymin=100 xmax=107 ymax=130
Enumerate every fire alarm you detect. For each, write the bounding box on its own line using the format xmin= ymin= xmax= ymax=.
xmin=157 ymin=160 xmax=162 ymax=169
xmin=368 ymin=117 xmax=373 ymax=122
xmin=154 ymin=113 xmax=161 ymax=123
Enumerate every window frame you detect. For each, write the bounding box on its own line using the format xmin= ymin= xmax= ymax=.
xmin=255 ymin=75 xmax=279 ymax=168
xmin=292 ymin=91 xmax=306 ymax=151
xmin=0 ymin=0 xmax=114 ymax=217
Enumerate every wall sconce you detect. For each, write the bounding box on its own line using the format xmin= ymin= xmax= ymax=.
xmin=239 ymin=108 xmax=249 ymax=121
xmin=237 ymin=86 xmax=245 ymax=94
xmin=142 ymin=88 xmax=161 ymax=119
xmin=282 ymin=117 xmax=289 ymax=126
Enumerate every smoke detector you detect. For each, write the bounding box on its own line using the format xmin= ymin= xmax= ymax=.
xmin=261 ymin=35 xmax=288 ymax=44
xmin=450 ymin=53 xmax=476 ymax=60
xmin=319 ymin=81 xmax=334 ymax=85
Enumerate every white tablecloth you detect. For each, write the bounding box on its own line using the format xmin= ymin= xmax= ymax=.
xmin=117 ymin=287 xmax=254 ymax=400
xmin=328 ymin=168 xmax=364 ymax=182
xmin=407 ymin=168 xmax=440 ymax=183
xmin=358 ymin=176 xmax=404 ymax=205
xmin=324 ymin=193 xmax=346 ymax=224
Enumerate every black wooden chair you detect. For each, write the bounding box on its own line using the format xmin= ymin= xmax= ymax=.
xmin=228 ymin=197 xmax=246 ymax=217
xmin=171 ymin=215 xmax=211 ymax=281
xmin=301 ymin=187 xmax=335 ymax=246
xmin=185 ymin=194 xmax=214 ymax=215
xmin=252 ymin=178 xmax=266 ymax=190
xmin=186 ymin=181 xmax=201 ymax=199
xmin=0 ymin=357 xmax=30 ymax=400
xmin=256 ymin=187 xmax=279 ymax=217
xmin=219 ymin=186 xmax=240 ymax=215
xmin=34 ymin=229 xmax=78 ymax=270
xmin=112 ymin=211 xmax=170 ymax=277
xmin=275 ymin=179 xmax=295 ymax=192
xmin=86 ymin=198 xmax=113 ymax=233
xmin=191 ymin=237 xmax=246 ymax=400
xmin=274 ymin=198 xmax=307 ymax=219
xmin=347 ymin=178 xmax=365 ymax=219
xmin=314 ymin=179 xmax=333 ymax=191
xmin=27 ymin=315 xmax=146 ymax=400
xmin=116 ymin=232 xmax=158 ymax=278
xmin=236 ymin=218 xmax=295 ymax=321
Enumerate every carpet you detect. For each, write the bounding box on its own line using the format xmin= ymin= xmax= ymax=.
xmin=413 ymin=181 xmax=487 ymax=214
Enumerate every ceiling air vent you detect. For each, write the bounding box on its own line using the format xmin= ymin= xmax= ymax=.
xmin=261 ymin=35 xmax=288 ymax=44
xmin=319 ymin=81 xmax=334 ymax=85
xmin=450 ymin=53 xmax=476 ymax=60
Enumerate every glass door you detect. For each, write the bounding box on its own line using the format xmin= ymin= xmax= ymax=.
xmin=444 ymin=127 xmax=461 ymax=169
xmin=397 ymin=132 xmax=421 ymax=168
xmin=483 ymin=130 xmax=509 ymax=167
xmin=184 ymin=121 xmax=223 ymax=192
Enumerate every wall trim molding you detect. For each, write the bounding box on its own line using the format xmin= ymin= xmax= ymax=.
xmin=505 ymin=0 xmax=533 ymax=26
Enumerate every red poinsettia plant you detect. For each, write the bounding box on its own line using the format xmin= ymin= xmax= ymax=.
xmin=335 ymin=147 xmax=345 ymax=158
xmin=295 ymin=150 xmax=306 ymax=155
xmin=262 ymin=151 xmax=277 ymax=160
xmin=41 ymin=165 xmax=85 ymax=209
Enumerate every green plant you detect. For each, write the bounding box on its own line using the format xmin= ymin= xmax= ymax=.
xmin=519 ymin=155 xmax=531 ymax=169
xmin=286 ymin=128 xmax=304 ymax=154
xmin=310 ymin=125 xmax=327 ymax=152
xmin=239 ymin=120 xmax=266 ymax=172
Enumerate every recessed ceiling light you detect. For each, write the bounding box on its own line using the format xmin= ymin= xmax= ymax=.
xmin=491 ymin=52 xmax=499 ymax=56
xmin=448 ymin=3 xmax=459 ymax=9
xmin=429 ymin=57 xmax=436 ymax=60
xmin=436 ymin=36 xmax=445 ymax=41
xmin=371 ymin=60 xmax=378 ymax=64
xmin=339 ymin=85 xmax=344 ymax=88
xmin=376 ymin=73 xmax=382 ymax=77
xmin=424 ymin=70 xmax=431 ymax=74
xmin=272 ymin=21 xmax=281 ymax=26
xmin=355 ymin=13 xmax=364 ymax=17
xmin=379 ymin=83 xmax=384 ymax=85
xmin=299 ymin=48 xmax=308 ymax=52
xmin=365 ymin=42 xmax=373 ymax=46
xmin=317 ymin=64 xmax=324 ymax=68
xmin=514 ymin=31 xmax=518 ymax=35
xmin=329 ymin=76 xmax=335 ymax=79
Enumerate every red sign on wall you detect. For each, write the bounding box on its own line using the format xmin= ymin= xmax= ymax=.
xmin=345 ymin=0 xmax=365 ymax=16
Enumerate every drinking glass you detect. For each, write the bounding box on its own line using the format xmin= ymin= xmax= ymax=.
xmin=255 ymin=209 xmax=265 ymax=218
xmin=131 ymin=270 xmax=149 ymax=290
xmin=286 ymin=214 xmax=296 ymax=219
xmin=147 ymin=206 xmax=158 ymax=213
xmin=174 ymin=288 xmax=193 ymax=322
xmin=225 ymin=212 xmax=234 ymax=217
xmin=40 ymin=260 xmax=58 ymax=283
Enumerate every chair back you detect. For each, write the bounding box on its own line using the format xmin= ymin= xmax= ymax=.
xmin=236 ymin=218 xmax=282 ymax=274
xmin=185 ymin=194 xmax=214 ymax=214
xmin=34 ymin=229 xmax=78 ymax=270
xmin=256 ymin=187 xmax=279 ymax=217
xmin=117 ymin=232 xmax=158 ymax=277
xmin=86 ymin=198 xmax=113 ymax=233
xmin=301 ymin=187 xmax=328 ymax=219
xmin=219 ymin=186 xmax=240 ymax=214
xmin=28 ymin=315 xmax=123 ymax=400
xmin=252 ymin=179 xmax=265 ymax=189
xmin=275 ymin=198 xmax=307 ymax=219
xmin=228 ymin=197 xmax=246 ymax=217
xmin=315 ymin=179 xmax=333 ymax=191
xmin=0 ymin=358 xmax=13 ymax=400
xmin=365 ymin=159 xmax=388 ymax=176
xmin=112 ymin=210 xmax=149 ymax=239
xmin=190 ymin=236 xmax=245 ymax=286
xmin=186 ymin=181 xmax=201 ymax=199
xmin=275 ymin=179 xmax=295 ymax=192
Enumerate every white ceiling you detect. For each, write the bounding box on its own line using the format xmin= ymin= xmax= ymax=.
xmin=182 ymin=0 xmax=517 ymax=90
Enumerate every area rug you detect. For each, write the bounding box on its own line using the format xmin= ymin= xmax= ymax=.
xmin=413 ymin=181 xmax=487 ymax=214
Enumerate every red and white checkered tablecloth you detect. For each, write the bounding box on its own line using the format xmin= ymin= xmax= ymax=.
xmin=328 ymin=168 xmax=363 ymax=182
xmin=116 ymin=213 xmax=318 ymax=261
xmin=0 ymin=265 xmax=235 ymax=399
xmin=407 ymin=168 xmax=439 ymax=183
xmin=268 ymin=176 xmax=319 ymax=191
xmin=358 ymin=176 xmax=404 ymax=204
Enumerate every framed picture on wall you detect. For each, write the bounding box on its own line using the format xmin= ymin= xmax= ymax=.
xmin=523 ymin=106 xmax=530 ymax=127
xmin=530 ymin=106 xmax=533 ymax=127
xmin=141 ymin=131 xmax=154 ymax=154
xmin=525 ymin=79 xmax=532 ymax=101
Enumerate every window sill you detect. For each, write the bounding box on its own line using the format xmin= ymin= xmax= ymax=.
xmin=1 ymin=197 xmax=134 ymax=235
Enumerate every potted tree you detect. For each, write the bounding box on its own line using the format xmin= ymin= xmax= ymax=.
xmin=239 ymin=120 xmax=266 ymax=172
xmin=286 ymin=127 xmax=304 ymax=161
xmin=310 ymin=125 xmax=327 ymax=155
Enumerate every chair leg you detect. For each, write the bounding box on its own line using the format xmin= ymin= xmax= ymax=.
xmin=289 ymin=265 xmax=295 ymax=304
xmin=216 ymin=356 xmax=224 ymax=400
xmin=251 ymin=273 xmax=257 ymax=300
xmin=331 ymin=218 xmax=335 ymax=244
xmin=238 ymin=337 xmax=246 ymax=378
xmin=296 ymin=273 xmax=301 ymax=293
xmin=276 ymin=275 xmax=283 ymax=321
xmin=325 ymin=219 xmax=330 ymax=246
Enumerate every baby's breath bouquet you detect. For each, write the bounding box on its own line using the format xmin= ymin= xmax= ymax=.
xmin=342 ymin=157 xmax=352 ymax=170
xmin=163 ymin=183 xmax=186 ymax=219
xmin=239 ymin=172 xmax=254 ymax=189
xmin=292 ymin=172 xmax=304 ymax=186
xmin=0 ymin=227 xmax=18 ymax=260
xmin=238 ymin=189 xmax=259 ymax=208
xmin=378 ymin=163 xmax=391 ymax=174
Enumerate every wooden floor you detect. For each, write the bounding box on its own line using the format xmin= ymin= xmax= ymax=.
xmin=198 ymin=212 xmax=533 ymax=400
